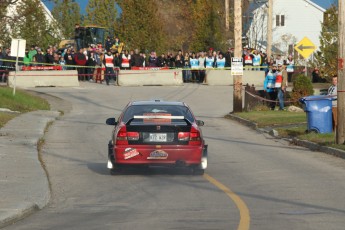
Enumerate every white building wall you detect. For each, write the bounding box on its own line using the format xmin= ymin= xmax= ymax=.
xmin=246 ymin=0 xmax=325 ymax=56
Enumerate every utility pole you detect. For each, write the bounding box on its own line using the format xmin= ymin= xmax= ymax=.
xmin=337 ymin=0 xmax=345 ymax=144
xmin=225 ymin=0 xmax=230 ymax=31
xmin=267 ymin=0 xmax=273 ymax=63
xmin=233 ymin=0 xmax=243 ymax=112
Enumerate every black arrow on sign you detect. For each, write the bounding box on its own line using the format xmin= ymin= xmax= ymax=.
xmin=297 ymin=44 xmax=315 ymax=51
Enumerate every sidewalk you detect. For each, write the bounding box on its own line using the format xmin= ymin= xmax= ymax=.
xmin=0 ymin=110 xmax=60 ymax=228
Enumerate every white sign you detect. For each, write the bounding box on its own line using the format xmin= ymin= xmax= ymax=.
xmin=10 ymin=39 xmax=26 ymax=58
xmin=231 ymin=57 xmax=243 ymax=75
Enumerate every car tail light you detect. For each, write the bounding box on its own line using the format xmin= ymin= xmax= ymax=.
xmin=116 ymin=126 xmax=140 ymax=145
xmin=178 ymin=132 xmax=190 ymax=141
xmin=189 ymin=126 xmax=201 ymax=146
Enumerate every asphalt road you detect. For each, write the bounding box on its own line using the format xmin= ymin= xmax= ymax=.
xmin=4 ymin=83 xmax=345 ymax=230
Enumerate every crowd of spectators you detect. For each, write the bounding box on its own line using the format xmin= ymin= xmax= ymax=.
xmin=0 ymin=42 xmax=297 ymax=84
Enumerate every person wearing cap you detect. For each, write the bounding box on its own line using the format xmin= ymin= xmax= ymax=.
xmin=275 ymin=63 xmax=288 ymax=110
xmin=264 ymin=64 xmax=278 ymax=110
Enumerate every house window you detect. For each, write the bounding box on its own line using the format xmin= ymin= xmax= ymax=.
xmin=276 ymin=15 xmax=285 ymax=26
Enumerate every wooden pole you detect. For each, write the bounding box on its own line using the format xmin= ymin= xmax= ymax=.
xmin=337 ymin=0 xmax=345 ymax=144
xmin=233 ymin=0 xmax=243 ymax=113
xmin=267 ymin=0 xmax=273 ymax=63
xmin=225 ymin=0 xmax=230 ymax=31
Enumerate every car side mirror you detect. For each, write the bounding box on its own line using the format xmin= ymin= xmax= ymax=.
xmin=196 ymin=120 xmax=204 ymax=126
xmin=106 ymin=118 xmax=117 ymax=126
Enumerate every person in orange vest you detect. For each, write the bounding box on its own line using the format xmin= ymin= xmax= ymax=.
xmin=120 ymin=49 xmax=131 ymax=70
xmin=103 ymin=50 xmax=115 ymax=85
xmin=275 ymin=63 xmax=288 ymax=110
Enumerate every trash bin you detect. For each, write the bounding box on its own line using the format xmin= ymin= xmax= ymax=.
xmin=299 ymin=95 xmax=333 ymax=133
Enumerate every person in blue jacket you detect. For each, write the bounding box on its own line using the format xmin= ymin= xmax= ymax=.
xmin=263 ymin=64 xmax=277 ymax=110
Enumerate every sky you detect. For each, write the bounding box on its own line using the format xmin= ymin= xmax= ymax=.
xmin=43 ymin=0 xmax=337 ymax=14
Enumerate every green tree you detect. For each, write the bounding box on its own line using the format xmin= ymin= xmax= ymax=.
xmin=313 ymin=5 xmax=338 ymax=81
xmin=117 ymin=0 xmax=165 ymax=53
xmin=51 ymin=0 xmax=81 ymax=39
xmin=9 ymin=0 xmax=60 ymax=48
xmin=85 ymin=0 xmax=118 ymax=38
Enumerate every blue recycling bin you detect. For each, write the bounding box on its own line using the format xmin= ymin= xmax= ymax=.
xmin=299 ymin=95 xmax=333 ymax=133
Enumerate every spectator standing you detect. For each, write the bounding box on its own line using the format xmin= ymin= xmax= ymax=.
xmin=28 ymin=45 xmax=37 ymax=63
xmin=285 ymin=55 xmax=294 ymax=82
xmin=205 ymin=50 xmax=215 ymax=69
xmin=274 ymin=54 xmax=284 ymax=66
xmin=103 ymin=50 xmax=115 ymax=85
xmin=243 ymin=50 xmax=254 ymax=70
xmin=75 ymin=23 xmax=83 ymax=51
xmin=33 ymin=48 xmax=46 ymax=66
xmin=148 ymin=51 xmax=157 ymax=67
xmin=311 ymin=67 xmax=321 ymax=83
xmin=45 ymin=48 xmax=54 ymax=65
xmin=23 ymin=50 xmax=30 ymax=66
xmin=74 ymin=48 xmax=87 ymax=81
xmin=328 ymin=75 xmax=337 ymax=131
xmin=157 ymin=53 xmax=167 ymax=67
xmin=86 ymin=51 xmax=96 ymax=81
xmin=252 ymin=50 xmax=261 ymax=71
xmin=198 ymin=51 xmax=206 ymax=83
xmin=131 ymin=49 xmax=143 ymax=67
xmin=224 ymin=48 xmax=233 ymax=68
xmin=105 ymin=36 xmax=114 ymax=52
xmin=175 ymin=54 xmax=184 ymax=69
xmin=167 ymin=52 xmax=175 ymax=68
xmin=275 ymin=63 xmax=288 ymax=110
xmin=183 ymin=52 xmax=191 ymax=82
xmin=64 ymin=48 xmax=75 ymax=70
xmin=215 ymin=52 xmax=226 ymax=69
xmin=190 ymin=52 xmax=199 ymax=82
xmin=120 ymin=50 xmax=131 ymax=70
xmin=263 ymin=64 xmax=277 ymax=110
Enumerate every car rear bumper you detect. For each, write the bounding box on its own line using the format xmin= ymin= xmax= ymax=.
xmin=113 ymin=145 xmax=203 ymax=165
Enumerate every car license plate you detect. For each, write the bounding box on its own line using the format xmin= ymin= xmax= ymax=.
xmin=149 ymin=133 xmax=167 ymax=142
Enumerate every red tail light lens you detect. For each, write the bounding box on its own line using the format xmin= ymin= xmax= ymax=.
xmin=116 ymin=126 xmax=140 ymax=145
xmin=116 ymin=126 xmax=128 ymax=145
xmin=189 ymin=126 xmax=201 ymax=145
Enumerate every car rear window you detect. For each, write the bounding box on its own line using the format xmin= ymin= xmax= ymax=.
xmin=122 ymin=105 xmax=195 ymax=124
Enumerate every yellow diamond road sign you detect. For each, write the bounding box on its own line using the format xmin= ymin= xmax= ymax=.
xmin=294 ymin=37 xmax=317 ymax=59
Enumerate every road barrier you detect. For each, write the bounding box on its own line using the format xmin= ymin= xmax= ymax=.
xmin=205 ymin=70 xmax=266 ymax=86
xmin=118 ymin=69 xmax=183 ymax=86
xmin=7 ymin=70 xmax=79 ymax=87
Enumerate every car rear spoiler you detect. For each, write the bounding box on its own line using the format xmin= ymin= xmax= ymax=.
xmin=126 ymin=115 xmax=192 ymax=125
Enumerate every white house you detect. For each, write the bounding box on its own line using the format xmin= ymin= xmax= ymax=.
xmin=5 ymin=0 xmax=60 ymax=38
xmin=245 ymin=0 xmax=326 ymax=57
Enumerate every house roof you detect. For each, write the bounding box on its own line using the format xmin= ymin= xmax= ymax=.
xmin=306 ymin=0 xmax=326 ymax=12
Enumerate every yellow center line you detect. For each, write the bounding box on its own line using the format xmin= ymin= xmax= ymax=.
xmin=204 ymin=173 xmax=250 ymax=230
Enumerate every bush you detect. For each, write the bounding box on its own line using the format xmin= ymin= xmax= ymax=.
xmin=290 ymin=74 xmax=314 ymax=106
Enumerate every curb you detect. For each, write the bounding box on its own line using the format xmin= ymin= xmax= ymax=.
xmin=0 ymin=203 xmax=39 ymax=229
xmin=227 ymin=113 xmax=345 ymax=159
xmin=0 ymin=110 xmax=60 ymax=229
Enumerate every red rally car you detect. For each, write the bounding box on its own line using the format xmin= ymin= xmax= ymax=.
xmin=106 ymin=100 xmax=208 ymax=175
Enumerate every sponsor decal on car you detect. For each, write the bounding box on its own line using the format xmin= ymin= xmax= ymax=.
xmin=123 ymin=148 xmax=140 ymax=160
xmin=147 ymin=150 xmax=168 ymax=160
